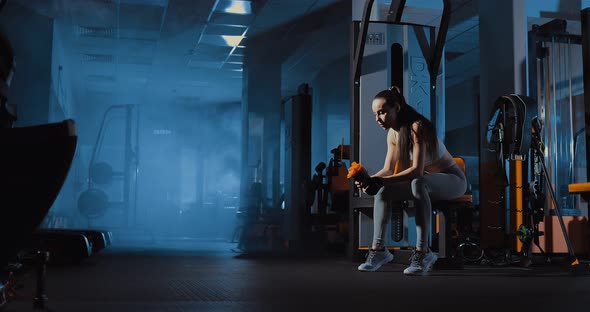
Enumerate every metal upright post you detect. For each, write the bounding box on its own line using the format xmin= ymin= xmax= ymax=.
xmin=581 ymin=8 xmax=590 ymax=184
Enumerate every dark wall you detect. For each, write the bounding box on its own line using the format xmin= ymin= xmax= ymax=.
xmin=311 ymin=55 xmax=350 ymax=167
xmin=444 ymin=77 xmax=480 ymax=194
xmin=445 ymin=77 xmax=479 ymax=156
xmin=0 ymin=2 xmax=53 ymax=126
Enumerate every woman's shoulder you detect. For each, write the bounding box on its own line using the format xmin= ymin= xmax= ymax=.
xmin=409 ymin=121 xmax=422 ymax=137
xmin=411 ymin=120 xmax=423 ymax=130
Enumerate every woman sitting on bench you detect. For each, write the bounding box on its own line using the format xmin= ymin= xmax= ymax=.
xmin=355 ymin=86 xmax=467 ymax=275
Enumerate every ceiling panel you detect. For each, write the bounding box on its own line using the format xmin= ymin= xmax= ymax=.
xmin=119 ymin=28 xmax=163 ymax=40
xmin=222 ymin=62 xmax=243 ymax=71
xmin=161 ymin=0 xmax=215 ymax=34
xmin=205 ymin=24 xmax=248 ymax=36
xmin=189 ymin=44 xmax=233 ymax=61
xmin=119 ymin=3 xmax=166 ymax=31
xmin=227 ymin=54 xmax=244 ymax=63
xmin=209 ymin=12 xmax=254 ymax=26
xmin=200 ymin=34 xmax=237 ymax=47
xmin=118 ymin=55 xmax=154 ymax=66
xmin=187 ymin=60 xmax=224 ymax=69
xmin=121 ymin=0 xmax=168 ymax=6
xmin=12 ymin=0 xmax=355 ymax=108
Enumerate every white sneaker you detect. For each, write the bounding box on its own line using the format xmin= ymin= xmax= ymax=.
xmin=403 ymin=250 xmax=438 ymax=276
xmin=358 ymin=248 xmax=394 ymax=272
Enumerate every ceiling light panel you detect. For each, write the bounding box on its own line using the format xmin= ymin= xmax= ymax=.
xmin=216 ymin=0 xmax=252 ymax=15
xmin=204 ymin=24 xmax=247 ymax=36
xmin=200 ymin=34 xmax=245 ymax=47
xmin=209 ymin=11 xmax=253 ymax=26
xmin=221 ymin=35 xmax=244 ymax=47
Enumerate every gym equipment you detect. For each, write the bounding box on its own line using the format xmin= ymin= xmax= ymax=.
xmin=89 ymin=161 xmax=114 ymax=185
xmin=431 ymin=156 xmax=475 ymax=268
xmin=486 ymin=95 xmax=533 ymax=162
xmin=483 ymin=94 xmax=569 ymax=267
xmin=36 ymin=229 xmax=109 ymax=254
xmin=79 ymin=104 xmax=139 ymax=227
xmin=520 ymin=11 xmax=590 ymax=263
xmin=484 ymin=93 xmax=588 ymax=272
xmin=0 ymin=119 xmax=78 ymax=265
xmin=528 ymin=18 xmax=585 ymax=218
xmin=484 ymin=94 xmax=537 ymax=257
xmin=326 ymin=144 xmax=350 ymax=213
xmin=565 ymin=9 xmax=590 ymax=231
xmin=29 ymin=231 xmax=92 ymax=264
xmin=32 ymin=251 xmax=49 ymax=309
xmin=582 ymin=8 xmax=590 ymax=189
xmin=77 ymin=188 xmax=109 ymax=218
xmin=350 ymin=0 xmax=451 ymax=260
xmin=283 ymin=84 xmax=312 ymax=248
xmin=0 ymin=18 xmax=80 ymax=308
xmin=310 ymin=162 xmax=328 ymax=215
xmin=529 ymin=117 xmax=589 ymax=273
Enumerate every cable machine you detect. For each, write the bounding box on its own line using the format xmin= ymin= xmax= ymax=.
xmin=526 ymin=14 xmax=590 ymax=269
xmin=349 ymin=0 xmax=451 ymax=260
xmin=480 ymin=10 xmax=590 ymax=272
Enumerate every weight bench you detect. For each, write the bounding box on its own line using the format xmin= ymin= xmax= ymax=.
xmin=431 ymin=157 xmax=473 ymax=267
xmin=36 ymin=229 xmax=110 ymax=254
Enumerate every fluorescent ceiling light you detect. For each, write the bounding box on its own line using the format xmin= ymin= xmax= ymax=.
xmin=223 ymin=1 xmax=251 ymax=15
xmin=222 ymin=35 xmax=245 ymax=47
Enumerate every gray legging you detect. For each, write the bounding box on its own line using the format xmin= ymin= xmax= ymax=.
xmin=372 ymin=163 xmax=467 ymax=250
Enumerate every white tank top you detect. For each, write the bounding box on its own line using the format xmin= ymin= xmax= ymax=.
xmin=393 ymin=130 xmax=449 ymax=166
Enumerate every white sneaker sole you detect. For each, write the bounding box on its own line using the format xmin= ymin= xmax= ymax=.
xmin=357 ymin=252 xmax=394 ymax=272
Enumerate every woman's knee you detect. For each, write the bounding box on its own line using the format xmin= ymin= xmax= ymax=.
xmin=411 ymin=177 xmax=427 ymax=199
xmin=373 ymin=186 xmax=386 ymax=201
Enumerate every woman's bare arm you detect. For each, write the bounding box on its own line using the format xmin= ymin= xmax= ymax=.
xmin=379 ymin=122 xmax=425 ymax=185
xmin=372 ymin=129 xmax=397 ymax=177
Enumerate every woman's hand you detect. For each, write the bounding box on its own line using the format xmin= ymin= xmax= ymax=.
xmin=354 ymin=180 xmax=368 ymax=192
xmin=355 ymin=177 xmax=383 ymax=195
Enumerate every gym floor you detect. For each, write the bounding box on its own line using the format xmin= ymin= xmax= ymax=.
xmin=5 ymin=241 xmax=590 ymax=312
